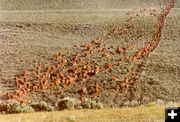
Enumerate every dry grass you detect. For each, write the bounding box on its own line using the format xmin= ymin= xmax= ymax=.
xmin=1 ymin=102 xmax=180 ymax=122
xmin=0 ymin=105 xmax=170 ymax=122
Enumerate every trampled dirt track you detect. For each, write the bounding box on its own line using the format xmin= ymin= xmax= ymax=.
xmin=134 ymin=8 xmax=180 ymax=103
xmin=0 ymin=5 xmax=180 ymax=106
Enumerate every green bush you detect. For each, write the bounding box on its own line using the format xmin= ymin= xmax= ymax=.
xmin=89 ymin=101 xmax=96 ymax=109
xmin=146 ymin=102 xmax=158 ymax=107
xmin=30 ymin=101 xmax=54 ymax=111
xmin=123 ymin=101 xmax=130 ymax=107
xmin=57 ymin=98 xmax=77 ymax=110
xmin=156 ymin=99 xmax=164 ymax=106
xmin=82 ymin=102 xmax=91 ymax=109
xmin=0 ymin=98 xmax=103 ymax=114
xmin=75 ymin=105 xmax=83 ymax=110
xmin=123 ymin=100 xmax=139 ymax=107
xmin=67 ymin=115 xmax=76 ymax=122
xmin=81 ymin=99 xmax=104 ymax=109
xmin=95 ymin=103 xmax=104 ymax=109
xmin=56 ymin=98 xmax=103 ymax=110
xmin=0 ymin=100 xmax=34 ymax=114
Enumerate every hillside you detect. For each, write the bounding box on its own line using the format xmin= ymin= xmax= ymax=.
xmin=0 ymin=0 xmax=179 ymax=115
xmin=1 ymin=0 xmax=177 ymax=10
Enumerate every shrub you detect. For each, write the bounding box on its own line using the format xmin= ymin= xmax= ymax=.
xmin=156 ymin=99 xmax=164 ymax=106
xmin=89 ymin=101 xmax=96 ymax=109
xmin=81 ymin=99 xmax=104 ymax=109
xmin=30 ymin=101 xmax=54 ymax=111
xmin=129 ymin=100 xmax=139 ymax=107
xmin=66 ymin=115 xmax=76 ymax=122
xmin=75 ymin=105 xmax=83 ymax=110
xmin=57 ymin=98 xmax=77 ymax=110
xmin=123 ymin=100 xmax=139 ymax=107
xmin=146 ymin=102 xmax=158 ymax=107
xmin=74 ymin=104 xmax=83 ymax=110
xmin=94 ymin=103 xmax=104 ymax=109
xmin=123 ymin=101 xmax=130 ymax=107
xmin=82 ymin=102 xmax=91 ymax=109
xmin=0 ymin=100 xmax=34 ymax=114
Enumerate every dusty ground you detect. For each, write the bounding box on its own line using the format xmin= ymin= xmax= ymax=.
xmin=136 ymin=8 xmax=180 ymax=103
xmin=0 ymin=0 xmax=167 ymax=10
xmin=0 ymin=1 xmax=179 ymax=108
xmin=0 ymin=9 xmax=131 ymax=93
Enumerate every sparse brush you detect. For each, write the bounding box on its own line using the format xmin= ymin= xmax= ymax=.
xmin=81 ymin=99 xmax=104 ymax=109
xmin=123 ymin=100 xmax=140 ymax=107
xmin=30 ymin=101 xmax=54 ymax=112
xmin=0 ymin=101 xmax=34 ymax=114
xmin=56 ymin=98 xmax=77 ymax=110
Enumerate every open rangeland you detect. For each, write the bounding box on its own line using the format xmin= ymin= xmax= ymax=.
xmin=1 ymin=104 xmax=179 ymax=122
xmin=0 ymin=0 xmax=180 ymax=122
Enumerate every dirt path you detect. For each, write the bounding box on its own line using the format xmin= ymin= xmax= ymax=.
xmin=138 ymin=8 xmax=180 ymax=103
